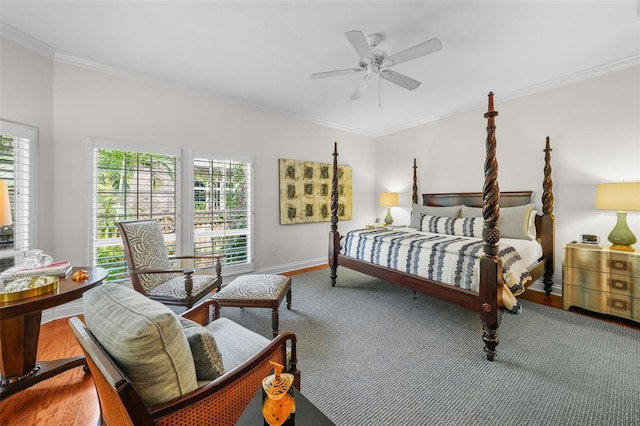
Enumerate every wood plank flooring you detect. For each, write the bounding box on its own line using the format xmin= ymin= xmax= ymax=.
xmin=0 ymin=316 xmax=100 ymax=426
xmin=1 ymin=266 xmax=637 ymax=425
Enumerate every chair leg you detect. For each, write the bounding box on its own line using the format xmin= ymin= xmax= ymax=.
xmin=271 ymin=309 xmax=279 ymax=339
xmin=286 ymin=288 xmax=292 ymax=310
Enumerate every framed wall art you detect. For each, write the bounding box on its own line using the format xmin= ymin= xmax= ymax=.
xmin=279 ymin=158 xmax=352 ymax=224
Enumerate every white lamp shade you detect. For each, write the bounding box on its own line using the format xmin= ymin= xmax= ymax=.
xmin=379 ymin=192 xmax=399 ymax=207
xmin=596 ymin=182 xmax=640 ymax=211
xmin=0 ymin=180 xmax=11 ymax=225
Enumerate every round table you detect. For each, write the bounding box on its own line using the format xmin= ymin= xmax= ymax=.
xmin=0 ymin=266 xmax=108 ymax=400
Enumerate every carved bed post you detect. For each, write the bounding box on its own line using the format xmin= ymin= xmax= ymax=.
xmin=541 ymin=136 xmax=555 ymax=295
xmin=479 ymin=92 xmax=503 ymax=361
xmin=329 ymin=142 xmax=340 ymax=287
xmin=412 ymin=158 xmax=418 ymax=205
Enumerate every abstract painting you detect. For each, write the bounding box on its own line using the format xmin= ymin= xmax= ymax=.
xmin=279 ymin=158 xmax=352 ymax=224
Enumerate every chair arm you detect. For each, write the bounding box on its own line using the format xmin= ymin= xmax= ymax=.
xmin=180 ymin=299 xmax=221 ymax=325
xmin=129 ymin=268 xmax=194 ymax=276
xmin=169 ymin=255 xmax=222 ymax=277
xmin=149 ymin=332 xmax=299 ymax=424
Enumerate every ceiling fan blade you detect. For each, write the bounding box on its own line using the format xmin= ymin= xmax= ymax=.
xmin=385 ymin=38 xmax=442 ymax=67
xmin=344 ymin=30 xmax=374 ymax=62
xmin=380 ymin=70 xmax=421 ymax=91
xmin=310 ymin=68 xmax=363 ymax=79
xmin=349 ymin=75 xmax=372 ymax=100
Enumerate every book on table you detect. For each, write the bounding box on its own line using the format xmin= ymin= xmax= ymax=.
xmin=1 ymin=261 xmax=73 ymax=278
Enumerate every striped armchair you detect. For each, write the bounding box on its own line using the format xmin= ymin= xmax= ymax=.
xmin=116 ymin=219 xmax=222 ymax=308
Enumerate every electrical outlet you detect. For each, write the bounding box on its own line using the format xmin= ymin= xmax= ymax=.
xmin=271 ymin=249 xmax=276 ymax=256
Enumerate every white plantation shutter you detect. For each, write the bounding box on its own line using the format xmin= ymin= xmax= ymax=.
xmin=0 ymin=121 xmax=36 ymax=271
xmin=89 ymin=138 xmax=180 ymax=282
xmin=192 ymin=154 xmax=253 ymax=274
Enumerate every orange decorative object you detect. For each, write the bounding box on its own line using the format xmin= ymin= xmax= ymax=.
xmin=72 ymin=270 xmax=90 ymax=282
xmin=261 ymin=361 xmax=295 ymax=426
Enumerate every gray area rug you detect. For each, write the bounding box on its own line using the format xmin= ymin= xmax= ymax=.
xmin=218 ymin=268 xmax=639 ymax=425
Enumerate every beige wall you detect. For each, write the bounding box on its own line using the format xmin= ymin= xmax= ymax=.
xmin=375 ymin=65 xmax=640 ymax=289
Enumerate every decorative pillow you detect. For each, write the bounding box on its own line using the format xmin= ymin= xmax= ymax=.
xmin=461 ymin=203 xmax=536 ymax=240
xmin=419 ymin=214 xmax=483 ymax=238
xmin=179 ymin=317 xmax=225 ymax=381
xmin=83 ymin=283 xmax=198 ymax=407
xmin=409 ymin=204 xmax=462 ymax=228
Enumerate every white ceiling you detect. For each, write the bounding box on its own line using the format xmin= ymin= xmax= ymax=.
xmin=1 ymin=1 xmax=639 ymax=137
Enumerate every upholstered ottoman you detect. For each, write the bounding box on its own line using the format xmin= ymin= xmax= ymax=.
xmin=213 ymin=274 xmax=291 ymax=338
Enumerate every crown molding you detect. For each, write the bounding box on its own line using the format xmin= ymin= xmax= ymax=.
xmin=5 ymin=25 xmax=638 ymax=139
xmin=0 ymin=21 xmax=55 ymax=59
xmin=373 ymin=54 xmax=640 ymax=138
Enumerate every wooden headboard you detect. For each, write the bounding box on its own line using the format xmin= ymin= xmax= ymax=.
xmin=422 ymin=191 xmax=533 ymax=208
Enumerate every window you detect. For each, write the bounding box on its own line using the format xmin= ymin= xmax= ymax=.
xmin=89 ymin=138 xmax=180 ymax=282
xmin=191 ymin=152 xmax=254 ymax=275
xmin=89 ymin=140 xmax=254 ymax=281
xmin=0 ymin=120 xmax=37 ymax=271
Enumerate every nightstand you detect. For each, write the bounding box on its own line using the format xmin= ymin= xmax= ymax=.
xmin=563 ymin=244 xmax=639 ymax=322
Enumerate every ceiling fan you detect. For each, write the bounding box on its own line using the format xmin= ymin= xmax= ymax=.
xmin=311 ymin=30 xmax=442 ymax=101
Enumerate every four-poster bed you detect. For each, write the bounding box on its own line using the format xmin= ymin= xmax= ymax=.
xmin=328 ymin=92 xmax=555 ymax=360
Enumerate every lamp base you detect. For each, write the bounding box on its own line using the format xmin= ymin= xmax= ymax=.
xmin=609 ymin=244 xmax=635 ymax=252
xmin=383 ymin=207 xmax=393 ymax=226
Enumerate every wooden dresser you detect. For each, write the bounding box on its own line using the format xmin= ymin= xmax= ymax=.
xmin=563 ymin=244 xmax=639 ymax=322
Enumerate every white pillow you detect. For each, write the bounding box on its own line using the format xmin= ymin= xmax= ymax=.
xmin=460 ymin=203 xmax=536 ymax=240
xmin=500 ymin=203 xmax=536 ymax=240
xmin=409 ymin=204 xmax=462 ymax=228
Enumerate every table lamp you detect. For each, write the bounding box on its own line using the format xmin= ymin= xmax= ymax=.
xmin=379 ymin=192 xmax=399 ymax=226
xmin=0 ymin=180 xmax=11 ymax=226
xmin=595 ymin=182 xmax=640 ymax=251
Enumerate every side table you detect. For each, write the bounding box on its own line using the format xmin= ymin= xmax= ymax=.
xmin=0 ymin=266 xmax=108 ymax=400
xmin=236 ymin=387 xmax=336 ymax=425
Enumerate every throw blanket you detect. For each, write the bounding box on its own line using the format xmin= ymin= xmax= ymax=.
xmin=342 ymin=228 xmax=532 ymax=314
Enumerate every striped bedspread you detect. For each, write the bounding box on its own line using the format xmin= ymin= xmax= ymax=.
xmin=342 ymin=228 xmax=532 ymax=313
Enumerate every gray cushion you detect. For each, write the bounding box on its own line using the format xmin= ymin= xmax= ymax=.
xmin=83 ymin=283 xmax=198 ymax=407
xmin=409 ymin=204 xmax=462 ymax=228
xmin=214 ymin=274 xmax=289 ymax=300
xmin=179 ymin=317 xmax=225 ymax=381
xmin=205 ymin=317 xmax=271 ymax=372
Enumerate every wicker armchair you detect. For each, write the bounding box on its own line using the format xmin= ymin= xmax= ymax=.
xmin=116 ymin=219 xmax=223 ymax=308
xmin=69 ymin=298 xmax=299 ymax=426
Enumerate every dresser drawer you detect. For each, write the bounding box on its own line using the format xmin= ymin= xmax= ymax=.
xmin=563 ymin=284 xmax=636 ymax=321
xmin=562 ymin=266 xmax=637 ymax=296
xmin=563 ymin=247 xmax=608 ymax=273
xmin=609 ymin=253 xmax=640 ymax=278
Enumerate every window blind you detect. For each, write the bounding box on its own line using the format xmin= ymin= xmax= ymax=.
xmin=0 ymin=121 xmax=36 ymax=270
xmin=193 ymin=157 xmax=253 ymax=271
xmin=91 ymin=140 xmax=179 ymax=282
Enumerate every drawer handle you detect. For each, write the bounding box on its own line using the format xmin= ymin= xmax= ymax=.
xmin=611 ymin=260 xmax=628 ymax=271
xmin=610 ymin=298 xmax=628 ymax=311
xmin=610 ymin=279 xmax=628 ymax=291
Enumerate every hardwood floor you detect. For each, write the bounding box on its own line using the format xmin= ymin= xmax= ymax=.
xmin=0 ymin=317 xmax=100 ymax=426
xmin=1 ymin=266 xmax=637 ymax=425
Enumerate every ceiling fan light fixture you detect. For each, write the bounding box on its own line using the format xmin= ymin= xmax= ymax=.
xmin=311 ymin=29 xmax=442 ymax=101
